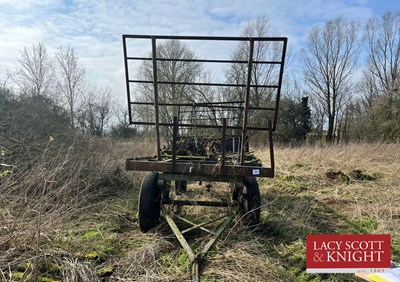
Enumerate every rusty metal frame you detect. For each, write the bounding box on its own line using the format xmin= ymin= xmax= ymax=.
xmin=125 ymin=113 xmax=276 ymax=178
xmin=122 ymin=35 xmax=287 ymax=176
xmin=123 ymin=35 xmax=287 ymax=178
xmin=126 ymin=159 xmax=274 ymax=178
xmin=122 ymin=34 xmax=288 ymax=132
xmin=123 ymin=34 xmax=287 ymax=282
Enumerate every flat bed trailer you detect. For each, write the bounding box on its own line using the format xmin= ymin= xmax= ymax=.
xmin=123 ymin=34 xmax=287 ymax=281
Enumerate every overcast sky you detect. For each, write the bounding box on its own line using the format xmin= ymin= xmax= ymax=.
xmin=0 ymin=0 xmax=399 ymax=102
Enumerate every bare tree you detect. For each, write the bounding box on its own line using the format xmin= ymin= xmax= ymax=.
xmin=76 ymin=86 xmax=114 ymax=136
xmin=365 ymin=11 xmax=400 ymax=97
xmin=135 ymin=39 xmax=205 ymax=136
xmin=0 ymin=73 xmax=11 ymax=90
xmin=225 ymin=16 xmax=282 ymax=126
xmin=363 ymin=10 xmax=400 ymax=139
xmin=13 ymin=43 xmax=54 ymax=96
xmin=55 ymin=46 xmax=86 ymax=129
xmin=110 ymin=102 xmax=137 ymax=139
xmin=302 ymin=17 xmax=361 ymax=142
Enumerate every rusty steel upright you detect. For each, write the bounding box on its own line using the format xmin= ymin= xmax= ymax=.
xmin=240 ymin=38 xmax=254 ymax=165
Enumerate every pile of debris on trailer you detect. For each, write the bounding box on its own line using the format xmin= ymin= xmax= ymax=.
xmin=161 ymin=136 xmax=262 ymax=166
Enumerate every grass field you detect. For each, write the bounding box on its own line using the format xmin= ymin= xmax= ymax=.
xmin=0 ymin=140 xmax=399 ymax=281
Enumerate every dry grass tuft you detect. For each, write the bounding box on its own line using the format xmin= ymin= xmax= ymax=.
xmin=0 ymin=135 xmax=154 ymax=281
xmin=203 ymin=232 xmax=296 ymax=281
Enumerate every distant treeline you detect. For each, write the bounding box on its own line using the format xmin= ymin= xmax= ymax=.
xmin=1 ymin=10 xmax=399 ymax=150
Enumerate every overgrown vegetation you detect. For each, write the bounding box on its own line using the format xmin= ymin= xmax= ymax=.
xmin=1 ymin=136 xmax=399 ymax=281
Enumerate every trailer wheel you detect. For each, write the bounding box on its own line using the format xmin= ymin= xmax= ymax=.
xmin=241 ymin=176 xmax=261 ymax=227
xmin=138 ymin=172 xmax=161 ymax=232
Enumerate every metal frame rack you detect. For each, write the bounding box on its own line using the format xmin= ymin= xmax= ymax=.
xmin=122 ymin=34 xmax=287 ymax=281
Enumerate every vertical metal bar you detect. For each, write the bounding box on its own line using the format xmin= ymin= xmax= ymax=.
xmin=268 ymin=119 xmax=275 ymax=176
xmin=152 ymin=36 xmax=162 ymax=160
xmin=122 ymin=35 xmax=132 ymax=124
xmin=273 ymin=38 xmax=287 ymax=131
xmin=221 ymin=118 xmax=227 ymax=173
xmin=177 ymin=105 xmax=181 ymax=125
xmin=240 ymin=39 xmax=254 ymax=165
xmin=172 ymin=116 xmax=178 ymax=172
xmin=232 ymin=131 xmax=236 ymax=153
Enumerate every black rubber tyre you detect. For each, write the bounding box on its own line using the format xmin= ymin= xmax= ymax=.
xmin=138 ymin=172 xmax=161 ymax=232
xmin=241 ymin=176 xmax=261 ymax=227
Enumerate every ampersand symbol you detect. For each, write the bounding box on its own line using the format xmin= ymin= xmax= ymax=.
xmin=313 ymin=252 xmax=324 ymax=262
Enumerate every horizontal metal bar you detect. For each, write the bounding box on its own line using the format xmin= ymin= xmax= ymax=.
xmin=126 ymin=56 xmax=282 ymax=64
xmin=178 ymin=214 xmax=229 ymax=235
xmin=164 ymin=199 xmax=229 ymax=207
xmin=182 ymin=224 xmax=214 ymax=236
xmin=128 ymin=121 xmax=274 ymax=131
xmin=128 ymin=79 xmax=279 ymax=88
xmin=130 ymin=101 xmax=277 ymax=111
xmin=126 ymin=159 xmax=274 ymax=178
xmin=159 ymin=173 xmax=239 ymax=183
xmin=123 ymin=34 xmax=288 ymax=42
xmin=131 ymin=101 xmax=243 ymax=106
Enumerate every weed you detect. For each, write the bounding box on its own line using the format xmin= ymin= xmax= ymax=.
xmin=353 ymin=218 xmax=379 ymax=234
xmin=82 ymin=229 xmax=100 ymax=239
xmin=292 ymin=163 xmax=306 ymax=170
xmin=392 ymin=237 xmax=400 ymax=263
xmin=95 ymin=266 xmax=114 ymax=277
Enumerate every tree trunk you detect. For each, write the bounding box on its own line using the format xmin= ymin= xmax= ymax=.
xmin=326 ymin=115 xmax=335 ymax=143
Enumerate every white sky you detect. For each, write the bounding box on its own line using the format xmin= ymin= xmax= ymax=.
xmin=0 ymin=0 xmax=399 ymax=102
